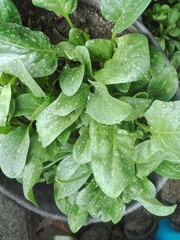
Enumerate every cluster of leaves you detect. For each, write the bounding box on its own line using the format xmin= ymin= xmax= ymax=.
xmin=143 ymin=0 xmax=180 ymax=77
xmin=0 ymin=0 xmax=179 ymax=233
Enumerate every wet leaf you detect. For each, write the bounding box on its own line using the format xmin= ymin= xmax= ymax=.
xmin=0 ymin=83 xmax=11 ymax=126
xmin=0 ymin=0 xmax=22 ymax=24
xmin=69 ymin=28 xmax=89 ymax=46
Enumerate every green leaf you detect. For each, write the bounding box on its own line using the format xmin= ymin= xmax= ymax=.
xmin=135 ymin=196 xmax=176 ymax=216
xmin=36 ymin=107 xmax=82 ymax=148
xmin=0 ymin=128 xmax=30 ymax=178
xmin=55 ymin=155 xmax=91 ymax=198
xmin=54 ymin=42 xmax=76 ymax=59
xmin=90 ymin=121 xmax=135 ymax=198
xmin=86 ymin=39 xmax=115 ymax=62
xmin=15 ymin=93 xmax=45 ymax=119
xmin=69 ymin=28 xmax=89 ymax=46
xmin=156 ymin=161 xmax=180 ymax=179
xmin=0 ymin=83 xmax=11 ymax=126
xmin=0 ymin=0 xmax=22 ymax=24
xmin=53 ymin=236 xmax=77 ymax=240
xmin=147 ymin=65 xmax=178 ymax=101
xmin=59 ymin=64 xmax=85 ymax=96
xmin=150 ymin=46 xmax=165 ymax=75
xmin=134 ymin=140 xmax=166 ymax=178
xmin=100 ymin=0 xmax=151 ymax=35
xmin=76 ymin=46 xmax=92 ymax=78
xmin=94 ymin=34 xmax=150 ymax=85
xmin=54 ymin=84 xmax=89 ymax=116
xmin=0 ymin=23 xmax=57 ymax=78
xmin=68 ymin=205 xmax=88 ymax=233
xmin=87 ymin=81 xmax=132 ymax=125
xmin=0 ymin=59 xmax=46 ymax=97
xmin=121 ymin=97 xmax=152 ymax=121
xmin=145 ymin=100 xmax=180 ymax=162
xmin=32 ymin=0 xmax=77 ymax=17
xmin=23 ymin=158 xmax=42 ymax=206
xmin=73 ymin=127 xmax=91 ymax=164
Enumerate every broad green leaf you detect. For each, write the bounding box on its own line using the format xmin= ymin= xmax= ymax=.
xmin=86 ymin=39 xmax=115 ymax=62
xmin=54 ymin=84 xmax=89 ymax=116
xmin=0 ymin=23 xmax=57 ymax=77
xmin=76 ymin=46 xmax=92 ymax=78
xmin=100 ymin=0 xmax=122 ymax=23
xmin=0 ymin=128 xmax=30 ymax=178
xmin=94 ymin=34 xmax=150 ymax=85
xmin=145 ymin=100 xmax=180 ymax=162
xmin=23 ymin=158 xmax=42 ymax=206
xmin=69 ymin=28 xmax=89 ymax=46
xmin=156 ymin=161 xmax=180 ymax=179
xmin=87 ymin=81 xmax=132 ymax=125
xmin=0 ymin=0 xmax=22 ymax=24
xmin=15 ymin=93 xmax=45 ymax=119
xmin=73 ymin=127 xmax=91 ymax=164
xmin=54 ymin=195 xmax=72 ymax=216
xmin=32 ymin=0 xmax=77 ymax=17
xmin=111 ymin=0 xmax=152 ymax=34
xmin=147 ymin=65 xmax=178 ymax=101
xmin=121 ymin=97 xmax=152 ymax=121
xmin=150 ymin=46 xmax=165 ymax=75
xmin=90 ymin=121 xmax=135 ymax=198
xmin=54 ymin=42 xmax=76 ymax=59
xmin=36 ymin=107 xmax=82 ymax=147
xmin=0 ymin=83 xmax=11 ymax=126
xmin=134 ymin=140 xmax=166 ymax=178
xmin=53 ymin=236 xmax=77 ymax=240
xmin=115 ymin=83 xmax=131 ymax=93
xmin=59 ymin=64 xmax=85 ymax=96
xmin=68 ymin=205 xmax=88 ymax=233
xmin=135 ymin=196 xmax=176 ymax=216
xmin=55 ymin=155 xmax=91 ymax=198
xmin=0 ymin=59 xmax=46 ymax=97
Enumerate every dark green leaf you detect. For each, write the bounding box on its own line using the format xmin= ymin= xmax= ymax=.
xmin=0 ymin=83 xmax=11 ymax=126
xmin=0 ymin=0 xmax=22 ymax=24
xmin=90 ymin=121 xmax=135 ymax=198
xmin=87 ymin=81 xmax=132 ymax=125
xmin=150 ymin=46 xmax=165 ymax=75
xmin=147 ymin=65 xmax=178 ymax=101
xmin=59 ymin=64 xmax=85 ymax=96
xmin=69 ymin=28 xmax=89 ymax=46
xmin=94 ymin=34 xmax=150 ymax=85
xmin=0 ymin=128 xmax=30 ymax=178
xmin=54 ymin=42 xmax=76 ymax=59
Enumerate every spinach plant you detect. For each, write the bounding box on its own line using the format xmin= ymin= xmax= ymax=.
xmin=0 ymin=0 xmax=179 ymax=232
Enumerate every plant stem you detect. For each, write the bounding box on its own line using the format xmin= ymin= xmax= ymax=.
xmin=135 ymin=120 xmax=150 ymax=132
xmin=64 ymin=14 xmax=74 ymax=28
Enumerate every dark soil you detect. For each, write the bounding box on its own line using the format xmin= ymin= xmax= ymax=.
xmin=12 ymin=0 xmax=113 ymax=44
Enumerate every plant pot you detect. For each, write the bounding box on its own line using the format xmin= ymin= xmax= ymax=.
xmin=0 ymin=0 xmax=172 ymax=226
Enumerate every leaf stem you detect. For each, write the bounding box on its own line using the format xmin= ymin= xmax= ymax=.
xmin=135 ymin=120 xmax=150 ymax=132
xmin=64 ymin=14 xmax=74 ymax=28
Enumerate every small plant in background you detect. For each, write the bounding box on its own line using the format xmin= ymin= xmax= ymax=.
xmin=0 ymin=0 xmax=179 ymax=233
xmin=143 ymin=0 xmax=180 ymax=77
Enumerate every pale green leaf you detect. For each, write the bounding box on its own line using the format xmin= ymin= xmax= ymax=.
xmin=0 ymin=83 xmax=11 ymax=126
xmin=87 ymin=81 xmax=132 ymax=124
xmin=0 ymin=128 xmax=30 ymax=178
xmin=76 ymin=46 xmax=92 ymax=78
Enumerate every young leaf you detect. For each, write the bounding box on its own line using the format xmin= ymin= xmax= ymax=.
xmin=0 ymin=83 xmax=11 ymax=126
xmin=73 ymin=127 xmax=91 ymax=164
xmin=23 ymin=158 xmax=42 ymax=206
xmin=32 ymin=0 xmax=77 ymax=17
xmin=100 ymin=0 xmax=122 ymax=23
xmin=94 ymin=34 xmax=150 ymax=85
xmin=59 ymin=64 xmax=85 ymax=96
xmin=15 ymin=93 xmax=45 ymax=119
xmin=86 ymin=39 xmax=115 ymax=62
xmin=90 ymin=121 xmax=135 ymax=198
xmin=36 ymin=107 xmax=82 ymax=148
xmin=55 ymin=155 xmax=91 ymax=199
xmin=0 ymin=0 xmax=22 ymax=24
xmin=150 ymin=46 xmax=165 ymax=75
xmin=0 ymin=59 xmax=46 ymax=97
xmin=54 ymin=42 xmax=76 ymax=59
xmin=69 ymin=28 xmax=89 ymax=46
xmin=0 ymin=128 xmax=30 ymax=178
xmin=76 ymin=46 xmax=92 ymax=78
xmin=134 ymin=140 xmax=166 ymax=178
xmin=0 ymin=23 xmax=57 ymax=78
xmin=135 ymin=196 xmax=176 ymax=216
xmin=147 ymin=65 xmax=178 ymax=101
xmin=87 ymin=81 xmax=132 ymax=125
xmin=107 ymin=0 xmax=152 ymax=34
